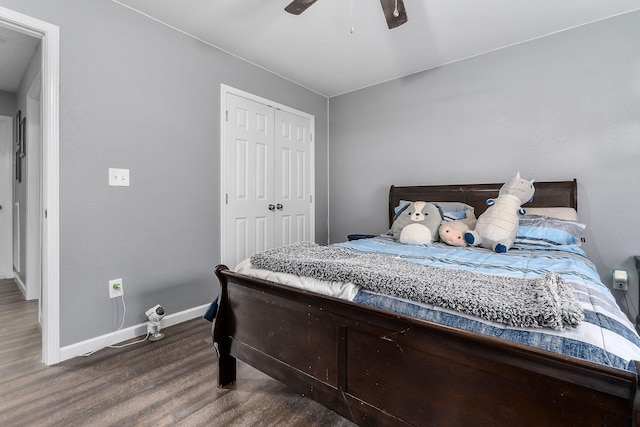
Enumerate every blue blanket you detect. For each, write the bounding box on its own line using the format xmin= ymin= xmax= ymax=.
xmin=333 ymin=237 xmax=640 ymax=372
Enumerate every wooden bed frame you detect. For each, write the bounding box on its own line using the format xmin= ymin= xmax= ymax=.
xmin=214 ymin=179 xmax=640 ymax=426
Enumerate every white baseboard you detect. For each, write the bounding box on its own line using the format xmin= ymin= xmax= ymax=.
xmin=59 ymin=303 xmax=210 ymax=362
xmin=14 ymin=274 xmax=26 ymax=297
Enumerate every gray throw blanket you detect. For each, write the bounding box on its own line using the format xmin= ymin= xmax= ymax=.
xmin=250 ymin=242 xmax=583 ymax=330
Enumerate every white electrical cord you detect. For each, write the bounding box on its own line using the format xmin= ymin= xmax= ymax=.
xmin=107 ymin=333 xmax=149 ymax=348
xmin=82 ymin=285 xmax=148 ymax=356
xmin=107 ymin=296 xmax=150 ymax=348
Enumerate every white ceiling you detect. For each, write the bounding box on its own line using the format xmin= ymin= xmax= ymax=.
xmin=114 ymin=0 xmax=640 ymax=97
xmin=1 ymin=2 xmax=639 ymax=97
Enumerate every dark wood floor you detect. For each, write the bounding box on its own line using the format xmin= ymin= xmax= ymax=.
xmin=0 ymin=279 xmax=355 ymax=426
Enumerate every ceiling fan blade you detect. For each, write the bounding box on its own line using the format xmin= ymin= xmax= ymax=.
xmin=380 ymin=0 xmax=408 ymax=29
xmin=285 ymin=0 xmax=318 ymax=15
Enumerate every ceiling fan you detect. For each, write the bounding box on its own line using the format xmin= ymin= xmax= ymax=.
xmin=285 ymin=0 xmax=408 ymax=30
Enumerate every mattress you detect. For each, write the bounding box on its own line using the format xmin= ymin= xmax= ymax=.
xmin=237 ymin=237 xmax=640 ymax=372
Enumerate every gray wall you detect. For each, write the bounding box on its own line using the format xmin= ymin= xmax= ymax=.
xmin=0 ymin=0 xmax=328 ymax=346
xmin=0 ymin=91 xmax=16 ymax=277
xmin=329 ymin=12 xmax=640 ymax=317
xmin=0 ymin=90 xmax=16 ymax=115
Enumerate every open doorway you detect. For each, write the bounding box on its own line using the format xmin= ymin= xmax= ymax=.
xmin=0 ymin=5 xmax=59 ymax=365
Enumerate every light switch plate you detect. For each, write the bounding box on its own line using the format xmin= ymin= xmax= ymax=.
xmin=109 ymin=168 xmax=130 ymax=186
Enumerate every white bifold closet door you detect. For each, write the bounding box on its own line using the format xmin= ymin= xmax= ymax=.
xmin=223 ymin=90 xmax=313 ymax=268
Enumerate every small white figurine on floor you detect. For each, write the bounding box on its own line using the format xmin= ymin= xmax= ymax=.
xmin=146 ymin=304 xmax=166 ymax=341
xmin=464 ymin=172 xmax=535 ymax=253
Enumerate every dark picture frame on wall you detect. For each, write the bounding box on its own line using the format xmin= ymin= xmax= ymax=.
xmin=14 ymin=110 xmax=24 ymax=182
xmin=15 ymin=151 xmax=21 ymax=182
xmin=15 ymin=110 xmax=21 ymax=153
xmin=19 ymin=116 xmax=26 ymax=158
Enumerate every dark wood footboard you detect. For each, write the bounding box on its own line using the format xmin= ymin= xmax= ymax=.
xmin=214 ymin=265 xmax=640 ymax=427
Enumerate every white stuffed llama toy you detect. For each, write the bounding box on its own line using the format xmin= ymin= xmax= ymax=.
xmin=464 ymin=172 xmax=535 ymax=253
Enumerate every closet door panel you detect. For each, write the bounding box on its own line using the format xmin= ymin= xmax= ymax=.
xmin=274 ymin=109 xmax=312 ymax=246
xmin=224 ymin=93 xmax=275 ymax=267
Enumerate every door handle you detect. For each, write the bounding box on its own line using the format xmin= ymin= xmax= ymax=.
xmin=268 ymin=204 xmax=275 ymax=211
xmin=276 ymin=204 xmax=283 ymax=210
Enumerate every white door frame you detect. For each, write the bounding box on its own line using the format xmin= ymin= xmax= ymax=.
xmin=0 ymin=115 xmax=12 ymax=279
xmin=25 ymin=73 xmax=42 ymax=303
xmin=0 ymin=6 xmax=60 ymax=365
xmin=220 ymin=84 xmax=315 ymax=266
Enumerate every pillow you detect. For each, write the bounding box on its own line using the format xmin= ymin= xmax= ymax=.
xmin=433 ymin=202 xmax=475 ymax=222
xmin=515 ymin=215 xmax=585 ymax=247
xmin=394 ymin=201 xmax=473 ymax=222
xmin=525 ymin=207 xmax=578 ymax=222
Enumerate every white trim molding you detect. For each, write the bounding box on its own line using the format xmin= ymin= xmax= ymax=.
xmin=59 ymin=303 xmax=210 ymax=362
xmin=14 ymin=271 xmax=26 ymax=296
xmin=25 ymin=73 xmax=42 ymax=301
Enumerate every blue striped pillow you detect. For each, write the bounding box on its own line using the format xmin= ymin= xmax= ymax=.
xmin=515 ymin=215 xmax=585 ymax=247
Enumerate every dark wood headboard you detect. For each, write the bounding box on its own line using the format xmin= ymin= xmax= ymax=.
xmin=389 ymin=179 xmax=577 ymax=226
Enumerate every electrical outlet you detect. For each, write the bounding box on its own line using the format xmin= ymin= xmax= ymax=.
xmin=612 ymin=270 xmax=628 ymax=291
xmin=613 ymin=281 xmax=628 ymax=291
xmin=109 ymin=278 xmax=123 ymax=298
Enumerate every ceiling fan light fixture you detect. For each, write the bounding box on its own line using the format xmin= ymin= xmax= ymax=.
xmin=284 ymin=0 xmax=318 ymax=15
xmin=380 ymin=0 xmax=408 ymax=29
xmin=285 ymin=0 xmax=408 ymax=30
